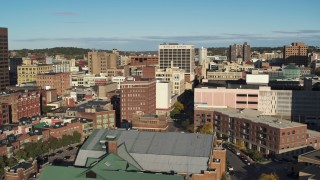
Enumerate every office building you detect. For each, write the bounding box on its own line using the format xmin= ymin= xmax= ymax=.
xmin=130 ymin=55 xmax=158 ymax=66
xmin=229 ymin=42 xmax=251 ymax=63
xmin=17 ymin=64 xmax=53 ymax=84
xmin=120 ymin=79 xmax=156 ymax=121
xmin=36 ymin=72 xmax=71 ymax=95
xmin=9 ymin=58 xmax=23 ymax=86
xmin=88 ymin=52 xmax=117 ymax=75
xmin=159 ymin=43 xmax=195 ymax=75
xmin=284 ymin=42 xmax=308 ymax=66
xmin=0 ymin=28 xmax=9 ymax=90
xmin=155 ymin=67 xmax=185 ymax=95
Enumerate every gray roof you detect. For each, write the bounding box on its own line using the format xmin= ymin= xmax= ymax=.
xmin=195 ymin=106 xmax=306 ymax=129
xmin=75 ymin=129 xmax=214 ymax=173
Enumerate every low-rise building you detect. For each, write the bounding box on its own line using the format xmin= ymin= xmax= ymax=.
xmin=206 ymin=71 xmax=245 ymax=81
xmin=17 ymin=64 xmax=53 ymax=84
xmin=131 ymin=112 xmax=168 ymax=132
xmin=194 ymin=106 xmax=320 ymax=157
xmin=5 ymin=161 xmax=37 ymax=180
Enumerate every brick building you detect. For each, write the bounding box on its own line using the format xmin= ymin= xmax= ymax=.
xmin=194 ymin=106 xmax=320 ymax=157
xmin=120 ymin=79 xmax=156 ymax=121
xmin=5 ymin=161 xmax=37 ymax=180
xmin=17 ymin=64 xmax=53 ymax=85
xmin=36 ymin=72 xmax=71 ymax=95
xmin=142 ymin=66 xmax=156 ymax=79
xmin=130 ymin=55 xmax=158 ymax=66
xmin=284 ymin=42 xmax=309 ymax=66
xmin=0 ymin=90 xmax=41 ymax=124
xmin=131 ymin=112 xmax=168 ymax=132
xmin=88 ymin=52 xmax=118 ymax=75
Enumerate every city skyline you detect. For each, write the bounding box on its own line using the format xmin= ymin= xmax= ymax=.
xmin=1 ymin=0 xmax=320 ymax=50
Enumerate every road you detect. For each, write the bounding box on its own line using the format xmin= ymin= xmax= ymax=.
xmin=226 ymin=148 xmax=296 ymax=180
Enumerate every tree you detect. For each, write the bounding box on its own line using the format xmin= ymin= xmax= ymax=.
xmin=236 ymin=140 xmax=246 ymax=150
xmin=174 ymin=101 xmax=184 ymax=111
xmin=221 ymin=173 xmax=227 ymax=180
xmin=181 ymin=119 xmax=190 ymax=128
xmin=170 ymin=109 xmax=180 ymax=118
xmin=16 ymin=150 xmax=28 ymax=160
xmin=253 ymin=151 xmax=264 ymax=162
xmin=259 ymin=173 xmax=279 ymax=180
xmin=72 ymin=131 xmax=82 ymax=143
xmin=199 ymin=124 xmax=213 ymax=134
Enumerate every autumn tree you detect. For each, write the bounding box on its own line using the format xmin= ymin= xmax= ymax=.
xmin=199 ymin=124 xmax=213 ymax=134
xmin=174 ymin=101 xmax=184 ymax=111
xmin=259 ymin=173 xmax=279 ymax=180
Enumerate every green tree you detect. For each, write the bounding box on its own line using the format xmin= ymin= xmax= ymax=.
xmin=6 ymin=157 xmax=17 ymax=167
xmin=259 ymin=173 xmax=279 ymax=180
xmin=170 ymin=109 xmax=180 ymax=118
xmin=181 ymin=119 xmax=190 ymax=128
xmin=72 ymin=131 xmax=82 ymax=143
xmin=199 ymin=124 xmax=213 ymax=134
xmin=16 ymin=150 xmax=28 ymax=160
xmin=221 ymin=173 xmax=227 ymax=180
xmin=174 ymin=101 xmax=184 ymax=111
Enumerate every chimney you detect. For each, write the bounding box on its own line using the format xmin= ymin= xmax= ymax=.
xmin=105 ymin=141 xmax=117 ymax=154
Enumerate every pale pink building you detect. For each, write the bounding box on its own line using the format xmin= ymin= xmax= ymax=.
xmin=194 ymin=87 xmax=259 ymax=109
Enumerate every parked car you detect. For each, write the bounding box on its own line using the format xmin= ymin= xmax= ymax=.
xmin=56 ymin=150 xmax=63 ymax=154
xmin=66 ymin=146 xmax=74 ymax=151
xmin=63 ymin=155 xmax=71 ymax=160
xmin=228 ymin=165 xmax=234 ymax=171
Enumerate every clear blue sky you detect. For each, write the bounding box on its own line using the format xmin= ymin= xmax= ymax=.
xmin=1 ymin=0 xmax=319 ymax=50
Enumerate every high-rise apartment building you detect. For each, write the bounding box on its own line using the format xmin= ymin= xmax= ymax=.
xmin=0 ymin=28 xmax=9 ymax=90
xmin=159 ymin=43 xmax=194 ymax=75
xmin=120 ymin=79 xmax=156 ymax=121
xmin=284 ymin=42 xmax=308 ymax=66
xmin=229 ymin=42 xmax=251 ymax=63
xmin=88 ymin=52 xmax=117 ymax=75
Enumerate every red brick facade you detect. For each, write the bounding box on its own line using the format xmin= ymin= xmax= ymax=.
xmin=130 ymin=55 xmax=158 ymax=66
xmin=36 ymin=72 xmax=71 ymax=95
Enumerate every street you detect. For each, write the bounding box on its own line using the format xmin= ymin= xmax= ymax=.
xmin=226 ymin=149 xmax=296 ymax=180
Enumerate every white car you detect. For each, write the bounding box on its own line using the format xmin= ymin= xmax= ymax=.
xmin=228 ymin=165 xmax=234 ymax=171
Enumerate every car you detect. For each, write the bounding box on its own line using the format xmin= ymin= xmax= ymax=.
xmin=66 ymin=147 xmax=74 ymax=151
xmin=49 ymin=153 xmax=56 ymax=157
xmin=56 ymin=150 xmax=63 ymax=154
xmin=228 ymin=165 xmax=234 ymax=171
xmin=236 ymin=152 xmax=241 ymax=156
xmin=63 ymin=156 xmax=71 ymax=160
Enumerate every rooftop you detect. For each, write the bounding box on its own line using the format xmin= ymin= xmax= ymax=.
xmin=195 ymin=106 xmax=306 ymax=129
xmin=299 ymin=149 xmax=320 ymax=165
xmin=9 ymin=162 xmax=33 ymax=172
xmin=75 ymin=129 xmax=213 ymax=173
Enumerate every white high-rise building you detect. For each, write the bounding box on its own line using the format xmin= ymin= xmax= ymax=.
xmin=159 ymin=43 xmax=195 ymax=75
xmin=199 ymin=47 xmax=207 ymax=65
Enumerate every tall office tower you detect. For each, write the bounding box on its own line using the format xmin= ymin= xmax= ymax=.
xmin=0 ymin=28 xmax=9 ymax=90
xmin=284 ymin=42 xmax=308 ymax=66
xmin=198 ymin=47 xmax=207 ymax=65
xmin=120 ymin=79 xmax=156 ymax=121
xmin=88 ymin=51 xmax=118 ymax=75
xmin=229 ymin=42 xmax=251 ymax=63
xmin=159 ymin=43 xmax=195 ymax=75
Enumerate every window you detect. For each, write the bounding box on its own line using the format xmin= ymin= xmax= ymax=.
xmin=287 ymin=132 xmax=290 ymax=135
xmin=282 ymin=132 xmax=285 ymax=136
xmin=292 ymin=130 xmax=295 ymax=134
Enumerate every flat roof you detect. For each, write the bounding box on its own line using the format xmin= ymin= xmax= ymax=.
xmin=195 ymin=106 xmax=306 ymax=129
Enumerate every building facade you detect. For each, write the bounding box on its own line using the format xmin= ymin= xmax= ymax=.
xmin=206 ymin=71 xmax=244 ymax=81
xmin=284 ymin=42 xmax=308 ymax=66
xmin=155 ymin=67 xmax=185 ymax=95
xmin=229 ymin=42 xmax=251 ymax=63
xmin=194 ymin=107 xmax=320 ymax=157
xmin=130 ymin=55 xmax=158 ymax=66
xmin=36 ymin=72 xmax=71 ymax=95
xmin=0 ymin=28 xmax=9 ymax=90
xmin=88 ymin=52 xmax=117 ymax=74
xmin=17 ymin=64 xmax=53 ymax=84
xmin=159 ymin=43 xmax=195 ymax=75
xmin=120 ymin=80 xmax=156 ymax=121
xmin=9 ymin=58 xmax=23 ymax=86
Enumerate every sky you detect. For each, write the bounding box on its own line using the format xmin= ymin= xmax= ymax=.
xmin=1 ymin=0 xmax=320 ymax=51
